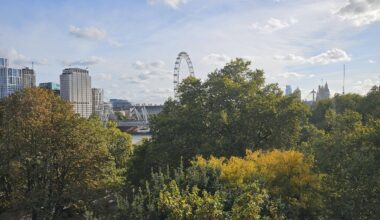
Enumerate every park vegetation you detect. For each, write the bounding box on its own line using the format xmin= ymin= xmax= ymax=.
xmin=0 ymin=59 xmax=379 ymax=219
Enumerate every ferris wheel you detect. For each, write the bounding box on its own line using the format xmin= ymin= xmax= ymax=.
xmin=173 ymin=51 xmax=195 ymax=97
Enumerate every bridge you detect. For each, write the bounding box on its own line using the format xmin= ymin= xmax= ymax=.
xmin=117 ymin=120 xmax=150 ymax=133
xmin=117 ymin=105 xmax=163 ymax=133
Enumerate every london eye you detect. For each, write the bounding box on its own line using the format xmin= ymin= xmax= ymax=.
xmin=173 ymin=51 xmax=195 ymax=97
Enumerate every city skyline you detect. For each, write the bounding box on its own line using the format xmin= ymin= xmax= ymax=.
xmin=0 ymin=0 xmax=379 ymax=103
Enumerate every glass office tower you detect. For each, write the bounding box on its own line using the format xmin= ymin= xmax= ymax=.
xmin=0 ymin=58 xmax=23 ymax=98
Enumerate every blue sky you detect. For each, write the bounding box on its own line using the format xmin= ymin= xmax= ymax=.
xmin=0 ymin=0 xmax=379 ymax=103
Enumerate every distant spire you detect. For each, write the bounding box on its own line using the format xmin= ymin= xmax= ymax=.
xmin=343 ymin=64 xmax=346 ymax=95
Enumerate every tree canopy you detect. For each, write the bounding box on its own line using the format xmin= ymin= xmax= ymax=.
xmin=0 ymin=88 xmax=130 ymax=219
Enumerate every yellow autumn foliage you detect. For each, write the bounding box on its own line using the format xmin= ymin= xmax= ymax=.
xmin=193 ymin=149 xmax=323 ymax=215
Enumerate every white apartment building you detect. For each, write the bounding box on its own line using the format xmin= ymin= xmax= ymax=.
xmin=60 ymin=68 xmax=92 ymax=118
xmin=92 ymin=88 xmax=104 ymax=116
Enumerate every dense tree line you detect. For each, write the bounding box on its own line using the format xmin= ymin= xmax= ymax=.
xmin=125 ymin=59 xmax=380 ymax=219
xmin=0 ymin=59 xmax=379 ymax=219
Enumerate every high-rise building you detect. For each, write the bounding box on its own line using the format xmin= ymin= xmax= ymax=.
xmin=21 ymin=67 xmax=36 ymax=88
xmin=0 ymin=58 xmax=8 ymax=67
xmin=39 ymin=82 xmax=60 ymax=95
xmin=60 ymin=68 xmax=92 ymax=118
xmin=316 ymin=82 xmax=330 ymax=101
xmin=0 ymin=58 xmax=23 ymax=98
xmin=92 ymin=88 xmax=104 ymax=116
xmin=285 ymin=85 xmax=293 ymax=96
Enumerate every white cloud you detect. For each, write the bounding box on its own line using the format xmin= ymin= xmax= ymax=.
xmin=154 ymin=88 xmax=173 ymax=95
xmin=0 ymin=48 xmax=48 ymax=66
xmin=353 ymin=78 xmax=380 ymax=94
xmin=132 ymin=61 xmax=147 ymax=70
xmin=337 ymin=0 xmax=380 ymax=26
xmin=150 ymin=60 xmax=165 ymax=68
xmin=138 ymin=69 xmax=171 ymax=81
xmin=273 ymin=54 xmax=306 ymax=63
xmin=94 ymin=73 xmax=112 ymax=80
xmin=124 ymin=78 xmax=145 ymax=85
xmin=138 ymin=73 xmax=150 ymax=80
xmin=148 ymin=0 xmax=189 ymax=9
xmin=251 ymin=18 xmax=298 ymax=33
xmin=203 ymin=53 xmax=231 ymax=67
xmin=278 ymin=72 xmax=305 ymax=79
xmin=107 ymin=39 xmax=123 ymax=47
xmin=132 ymin=60 xmax=166 ymax=70
xmin=69 ymin=25 xmax=122 ymax=47
xmin=111 ymin=83 xmax=119 ymax=88
xmin=274 ymin=48 xmax=351 ymax=65
xmin=126 ymin=60 xmax=171 ymax=85
xmin=368 ymin=59 xmax=375 ymax=63
xmin=309 ymin=48 xmax=351 ymax=64
xmin=69 ymin=25 xmax=106 ymax=40
xmin=62 ymin=56 xmax=105 ymax=66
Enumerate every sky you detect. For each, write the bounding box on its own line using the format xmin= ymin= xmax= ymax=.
xmin=0 ymin=0 xmax=379 ymax=104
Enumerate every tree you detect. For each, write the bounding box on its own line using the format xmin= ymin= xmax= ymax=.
xmin=0 ymin=88 xmax=120 ymax=219
xmin=360 ymin=85 xmax=380 ymax=119
xmin=106 ymin=121 xmax=133 ymax=169
xmin=310 ymin=93 xmax=363 ymax=130
xmin=129 ymin=59 xmax=309 ymax=182
xmin=310 ymin=110 xmax=380 ymax=219
xmin=114 ymin=111 xmax=129 ymax=121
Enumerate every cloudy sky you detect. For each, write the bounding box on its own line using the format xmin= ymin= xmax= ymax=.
xmin=0 ymin=0 xmax=379 ymax=103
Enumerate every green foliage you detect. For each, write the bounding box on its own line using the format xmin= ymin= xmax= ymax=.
xmin=130 ymin=59 xmax=309 ymax=182
xmin=304 ymin=89 xmax=380 ymax=219
xmin=310 ymin=88 xmax=380 ymax=130
xmin=158 ymin=181 xmax=224 ymax=220
xmin=360 ymin=85 xmax=380 ymax=119
xmin=114 ymin=111 xmax=129 ymax=121
xmin=0 ymin=88 xmax=123 ymax=219
xmin=106 ymin=121 xmax=133 ymax=169
xmin=310 ymin=110 xmax=380 ymax=219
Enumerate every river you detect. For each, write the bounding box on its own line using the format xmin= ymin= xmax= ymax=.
xmin=131 ymin=134 xmax=151 ymax=145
